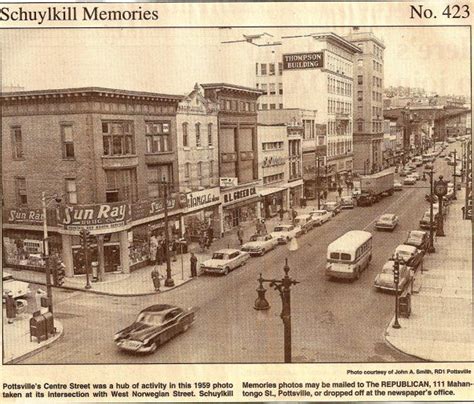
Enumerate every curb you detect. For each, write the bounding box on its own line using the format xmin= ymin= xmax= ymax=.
xmin=5 ymin=320 xmax=65 ymax=365
xmin=14 ymin=276 xmax=195 ymax=297
xmin=383 ymin=320 xmax=428 ymax=362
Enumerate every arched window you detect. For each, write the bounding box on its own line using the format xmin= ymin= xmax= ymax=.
xmin=207 ymin=123 xmax=213 ymax=146
xmin=182 ymin=122 xmax=188 ymax=147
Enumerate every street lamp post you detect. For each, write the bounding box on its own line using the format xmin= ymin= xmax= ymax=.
xmin=424 ymin=167 xmax=436 ymax=253
xmin=161 ymin=180 xmax=175 ymax=288
xmin=434 ymin=175 xmax=448 ymax=237
xmin=452 ymin=149 xmax=457 ymax=200
xmin=392 ymin=254 xmax=402 ymax=329
xmin=254 ymin=258 xmax=299 ymax=363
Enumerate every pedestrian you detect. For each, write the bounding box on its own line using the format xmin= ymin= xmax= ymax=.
xmin=291 ymin=208 xmax=297 ymax=225
xmin=237 ymin=226 xmax=244 ymax=246
xmin=190 ymin=252 xmax=198 ymax=277
xmin=207 ymin=225 xmax=214 ymax=246
xmin=338 ymin=186 xmax=343 ymax=198
xmin=5 ymin=292 xmax=16 ymax=324
xmin=151 ymin=266 xmax=161 ymax=292
xmin=279 ymin=207 xmax=284 ymax=221
xmin=323 ymin=190 xmax=328 ymax=200
xmin=155 ymin=241 xmax=163 ymax=265
xmin=199 ymin=232 xmax=206 ymax=251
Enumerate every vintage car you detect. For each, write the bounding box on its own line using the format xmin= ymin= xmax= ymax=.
xmin=241 ymin=234 xmax=279 ymax=256
xmin=114 ymin=304 xmax=195 ymax=353
xmin=391 ymin=244 xmax=424 ymax=271
xmin=294 ymin=214 xmax=316 ymax=233
xmin=270 ymin=224 xmax=302 ymax=244
xmin=403 ymin=176 xmax=416 ymax=185
xmin=411 ymin=172 xmax=421 ymax=180
xmin=322 ymin=201 xmax=342 ymax=216
xmin=309 ymin=209 xmax=332 ymax=225
xmin=357 ymin=192 xmax=376 ymax=207
xmin=3 ymin=272 xmax=31 ymax=300
xmin=419 ymin=211 xmax=439 ymax=230
xmin=340 ymin=196 xmax=355 ymax=209
xmin=200 ymin=249 xmax=250 ymax=275
xmin=404 ymin=230 xmax=430 ymax=253
xmin=375 ymin=213 xmax=399 ymax=231
xmin=374 ymin=260 xmax=412 ymax=293
xmin=393 ymin=180 xmax=403 ymax=191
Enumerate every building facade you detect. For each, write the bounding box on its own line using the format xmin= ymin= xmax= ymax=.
xmin=345 ymin=29 xmax=385 ymax=175
xmin=2 ymin=87 xmax=188 ymax=277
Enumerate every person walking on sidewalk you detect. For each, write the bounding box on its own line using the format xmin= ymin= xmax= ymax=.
xmin=337 ymin=186 xmax=343 ymax=199
xmin=151 ymin=266 xmax=162 ymax=292
xmin=5 ymin=292 xmax=16 ymax=324
xmin=190 ymin=252 xmax=198 ymax=277
xmin=279 ymin=207 xmax=284 ymax=221
xmin=237 ymin=226 xmax=244 ymax=246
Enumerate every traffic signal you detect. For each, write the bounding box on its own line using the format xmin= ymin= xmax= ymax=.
xmin=51 ymin=255 xmax=66 ymax=286
xmin=393 ymin=259 xmax=400 ymax=284
xmin=80 ymin=229 xmax=95 ymax=251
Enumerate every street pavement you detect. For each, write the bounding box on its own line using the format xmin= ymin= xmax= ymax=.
xmin=4 ymin=142 xmax=472 ymax=364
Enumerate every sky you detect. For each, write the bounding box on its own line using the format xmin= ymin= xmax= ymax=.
xmin=0 ymin=26 xmax=470 ymax=97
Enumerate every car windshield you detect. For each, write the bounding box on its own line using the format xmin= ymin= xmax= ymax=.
xmin=409 ymin=232 xmax=423 ymax=240
xmin=273 ymin=226 xmax=289 ymax=232
xmin=381 ymin=264 xmax=395 ymax=274
xmin=312 ymin=211 xmax=324 ymax=216
xmin=395 ymin=249 xmax=412 ymax=259
xmin=249 ymin=235 xmax=261 ymax=242
xmin=137 ymin=312 xmax=167 ymax=325
xmin=212 ymin=253 xmax=227 ymax=260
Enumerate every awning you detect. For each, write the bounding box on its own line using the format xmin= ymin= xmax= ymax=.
xmin=257 ymin=187 xmax=286 ymax=197
xmin=286 ymin=179 xmax=304 ymax=188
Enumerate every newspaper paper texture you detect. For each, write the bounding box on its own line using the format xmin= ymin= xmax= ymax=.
xmin=1 ymin=1 xmax=473 ymax=402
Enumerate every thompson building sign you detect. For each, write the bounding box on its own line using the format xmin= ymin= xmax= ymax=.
xmin=283 ymin=52 xmax=324 ymax=70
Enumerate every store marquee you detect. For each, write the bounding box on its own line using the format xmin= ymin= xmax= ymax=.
xmin=185 ymin=187 xmax=221 ymax=213
xmin=222 ymin=186 xmax=258 ymax=206
xmin=59 ymin=202 xmax=130 ymax=231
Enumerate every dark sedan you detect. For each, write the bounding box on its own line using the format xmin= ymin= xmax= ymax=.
xmin=114 ymin=304 xmax=195 ymax=353
xmin=392 ymin=244 xmax=424 ymax=271
xmin=405 ymin=230 xmax=430 ymax=253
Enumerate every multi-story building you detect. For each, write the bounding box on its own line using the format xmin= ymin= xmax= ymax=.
xmin=2 ymin=87 xmax=190 ymax=277
xmin=345 ymin=28 xmax=385 ymax=175
xmin=176 ymin=84 xmax=221 ymax=241
xmin=223 ymin=31 xmax=360 ymax=192
xmin=257 ymin=110 xmax=303 ymax=218
xmin=201 ymin=83 xmax=262 ymax=233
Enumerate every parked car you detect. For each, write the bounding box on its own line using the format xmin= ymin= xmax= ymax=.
xmin=411 ymin=172 xmax=420 ymax=181
xmin=200 ymin=249 xmax=250 ymax=275
xmin=294 ymin=214 xmax=316 ymax=233
xmin=241 ymin=234 xmax=279 ymax=256
xmin=405 ymin=230 xmax=430 ymax=253
xmin=393 ymin=180 xmax=403 ymax=191
xmin=2 ymin=272 xmax=31 ymax=300
xmin=403 ymin=176 xmax=416 ymax=185
xmin=270 ymin=224 xmax=301 ymax=244
xmin=419 ymin=211 xmax=438 ymax=230
xmin=309 ymin=209 xmax=332 ymax=225
xmin=322 ymin=201 xmax=342 ymax=216
xmin=399 ymin=169 xmax=407 ymax=177
xmin=391 ymin=244 xmax=424 ymax=271
xmin=374 ymin=260 xmax=412 ymax=293
xmin=375 ymin=213 xmax=399 ymax=231
xmin=114 ymin=304 xmax=195 ymax=353
xmin=357 ymin=192 xmax=376 ymax=207
xmin=340 ymin=196 xmax=355 ymax=209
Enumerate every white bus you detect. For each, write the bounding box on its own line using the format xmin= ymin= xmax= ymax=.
xmin=326 ymin=230 xmax=373 ymax=280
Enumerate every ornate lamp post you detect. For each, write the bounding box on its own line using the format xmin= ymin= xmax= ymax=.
xmin=434 ymin=175 xmax=448 ymax=237
xmin=161 ymin=179 xmax=175 ymax=288
xmin=424 ymin=167 xmax=436 ymax=253
xmin=254 ymin=259 xmax=299 ymax=363
xmin=392 ymin=254 xmax=405 ymax=329
xmin=452 ymin=149 xmax=457 ymax=200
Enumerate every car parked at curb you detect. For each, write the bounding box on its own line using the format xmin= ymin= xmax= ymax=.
xmin=374 ymin=260 xmax=412 ymax=293
xmin=294 ymin=214 xmax=317 ymax=233
xmin=241 ymin=234 xmax=279 ymax=256
xmin=391 ymin=244 xmax=423 ymax=271
xmin=322 ymin=201 xmax=342 ymax=216
xmin=309 ymin=209 xmax=332 ymax=225
xmin=270 ymin=224 xmax=301 ymax=244
xmin=404 ymin=230 xmax=430 ymax=253
xmin=114 ymin=304 xmax=195 ymax=353
xmin=200 ymin=249 xmax=250 ymax=275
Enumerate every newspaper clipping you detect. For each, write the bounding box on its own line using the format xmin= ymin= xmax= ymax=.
xmin=1 ymin=1 xmax=473 ymax=402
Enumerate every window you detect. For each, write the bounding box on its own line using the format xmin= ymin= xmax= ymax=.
xmin=278 ymin=62 xmax=283 ymax=75
xmin=278 ymin=83 xmax=283 ymax=95
xmin=182 ymin=123 xmax=189 ymax=147
xmin=357 ymin=91 xmax=363 ymax=101
xmin=145 ymin=121 xmax=171 ymax=153
xmin=358 ymin=59 xmax=363 ymax=67
xmin=358 ymin=75 xmax=363 ymax=85
xmin=15 ymin=177 xmax=27 ymax=205
xmin=106 ymin=169 xmax=138 ymax=202
xmin=61 ymin=125 xmax=75 ymax=158
xmin=102 ymin=121 xmax=135 ymax=156
xmin=207 ymin=123 xmax=213 ymax=146
xmin=269 ymin=83 xmax=276 ymax=95
xmin=197 ymin=162 xmax=203 ymax=185
xmin=11 ymin=126 xmax=23 ymax=159
xmin=279 ymin=103 xmax=283 ymax=109
xmin=261 ymin=64 xmax=267 ymax=75
xmin=261 ymin=83 xmax=268 ymax=95
xmin=269 ymin=63 xmax=275 ymax=75
xmin=358 ymin=122 xmax=363 ymax=132
xmin=256 ymin=63 xmax=259 ymax=75
xmin=65 ymin=178 xmax=77 ymax=204
xmin=209 ymin=160 xmax=214 ymax=177
xmin=261 ymin=104 xmax=268 ymax=110
xmin=270 ymin=104 xmax=276 ymax=110
xmin=146 ymin=165 xmax=171 ymax=199
xmin=185 ymin=163 xmax=191 ymax=179
xmin=195 ymin=123 xmax=201 ymax=147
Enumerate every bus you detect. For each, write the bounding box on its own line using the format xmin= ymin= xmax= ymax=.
xmin=326 ymin=230 xmax=373 ymax=280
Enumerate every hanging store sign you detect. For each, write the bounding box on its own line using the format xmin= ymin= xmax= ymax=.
xmin=185 ymin=187 xmax=221 ymax=213
xmin=132 ymin=198 xmax=178 ymax=221
xmin=220 ymin=177 xmax=238 ymax=188
xmin=283 ymin=52 xmax=324 ymax=70
xmin=3 ymin=208 xmax=57 ymax=226
xmin=59 ymin=202 xmax=130 ymax=231
xmin=222 ymin=186 xmax=257 ymax=206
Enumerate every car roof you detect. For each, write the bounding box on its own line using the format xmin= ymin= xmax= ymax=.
xmin=395 ymin=244 xmax=417 ymax=253
xmin=274 ymin=224 xmax=292 ymax=228
xmin=380 ymin=213 xmax=395 ymax=219
xmin=215 ymin=248 xmax=239 ymax=254
xmin=409 ymin=230 xmax=426 ymax=237
xmin=140 ymin=304 xmax=178 ymax=313
xmin=295 ymin=214 xmax=311 ymax=219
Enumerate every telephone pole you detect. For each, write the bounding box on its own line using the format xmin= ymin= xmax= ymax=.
xmin=161 ymin=179 xmax=175 ymax=287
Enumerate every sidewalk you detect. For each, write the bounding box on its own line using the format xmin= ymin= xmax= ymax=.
xmin=3 ymin=308 xmax=63 ymax=364
xmin=385 ymin=192 xmax=473 ymax=361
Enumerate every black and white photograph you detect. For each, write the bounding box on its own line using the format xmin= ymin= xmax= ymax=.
xmin=1 ymin=3 xmax=472 ymax=398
